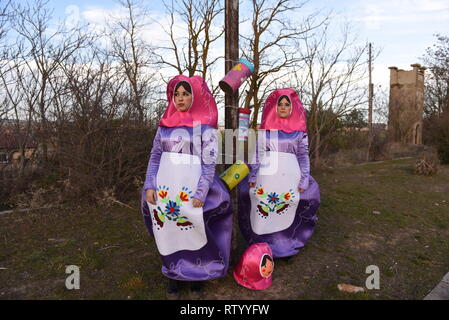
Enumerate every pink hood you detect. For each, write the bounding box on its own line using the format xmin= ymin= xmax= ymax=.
xmin=259 ymin=88 xmax=307 ymax=133
xmin=159 ymin=75 xmax=218 ymax=128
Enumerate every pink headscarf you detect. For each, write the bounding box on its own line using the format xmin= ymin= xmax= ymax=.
xmin=159 ymin=75 xmax=218 ymax=128
xmin=259 ymin=88 xmax=307 ymax=133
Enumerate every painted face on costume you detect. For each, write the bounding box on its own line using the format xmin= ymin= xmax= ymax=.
xmin=174 ymin=83 xmax=193 ymax=112
xmin=260 ymin=254 xmax=274 ymax=278
xmin=277 ymin=97 xmax=291 ymax=118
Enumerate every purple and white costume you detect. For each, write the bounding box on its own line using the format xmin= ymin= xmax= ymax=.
xmin=238 ymin=89 xmax=320 ymax=258
xmin=141 ymin=75 xmax=232 ymax=281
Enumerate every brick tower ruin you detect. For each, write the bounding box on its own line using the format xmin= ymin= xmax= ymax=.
xmin=388 ymin=64 xmax=426 ymax=145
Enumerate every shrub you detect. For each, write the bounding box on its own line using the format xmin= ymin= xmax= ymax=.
xmin=423 ymin=113 xmax=449 ymax=164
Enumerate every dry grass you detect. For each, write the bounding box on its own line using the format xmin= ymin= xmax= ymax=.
xmin=1 ymin=158 xmax=448 ymax=300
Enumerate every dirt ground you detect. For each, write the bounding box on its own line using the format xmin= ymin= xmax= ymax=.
xmin=1 ymin=158 xmax=448 ymax=299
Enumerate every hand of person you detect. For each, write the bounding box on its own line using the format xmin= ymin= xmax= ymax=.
xmin=146 ymin=189 xmax=157 ymax=205
xmin=192 ymin=198 xmax=204 ymax=207
xmin=298 ymin=188 xmax=305 ymax=193
xmin=249 ymin=182 xmax=256 ymax=188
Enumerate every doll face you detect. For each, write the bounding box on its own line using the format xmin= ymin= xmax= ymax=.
xmin=174 ymin=84 xmax=193 ymax=112
xmin=260 ymin=254 xmax=274 ymax=278
xmin=276 ymin=97 xmax=292 ymax=118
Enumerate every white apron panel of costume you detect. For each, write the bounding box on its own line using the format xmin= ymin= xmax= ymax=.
xmin=250 ymin=151 xmax=301 ymax=235
xmin=147 ymin=152 xmax=207 ymax=256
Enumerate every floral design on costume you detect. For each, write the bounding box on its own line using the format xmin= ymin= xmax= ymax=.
xmin=252 ymin=185 xmax=296 ymax=219
xmin=152 ymin=186 xmax=194 ymax=230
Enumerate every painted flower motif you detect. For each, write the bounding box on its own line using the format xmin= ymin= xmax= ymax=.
xmin=165 ymin=200 xmax=180 ymax=216
xmin=284 ymin=192 xmax=291 ymax=201
xmin=179 ymin=191 xmax=189 ymax=202
xmin=267 ymin=192 xmax=279 ymax=204
xmin=176 ymin=216 xmax=193 ymax=227
xmin=257 ymin=187 xmax=264 ymax=195
xmin=153 ymin=209 xmax=165 ymax=228
xmin=158 ymin=190 xmax=168 ymax=199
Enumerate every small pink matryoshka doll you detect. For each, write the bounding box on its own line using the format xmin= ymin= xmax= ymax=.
xmin=233 ymin=242 xmax=274 ymax=290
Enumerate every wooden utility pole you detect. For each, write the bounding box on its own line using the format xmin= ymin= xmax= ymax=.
xmin=224 ymin=0 xmax=239 ymax=135
xmin=224 ymin=0 xmax=239 ymax=260
xmin=367 ymin=42 xmax=374 ymax=161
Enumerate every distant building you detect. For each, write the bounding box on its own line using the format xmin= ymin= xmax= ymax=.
xmin=358 ymin=123 xmax=387 ymax=132
xmin=388 ymin=64 xmax=426 ymax=145
xmin=0 ymin=120 xmax=37 ymax=166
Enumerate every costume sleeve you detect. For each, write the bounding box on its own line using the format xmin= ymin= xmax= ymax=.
xmin=247 ymin=143 xmax=260 ymax=184
xmin=143 ymin=127 xmax=162 ymax=191
xmin=297 ymin=132 xmax=310 ymax=190
xmin=193 ymin=128 xmax=218 ymax=203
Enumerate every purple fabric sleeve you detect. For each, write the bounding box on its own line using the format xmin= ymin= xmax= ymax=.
xmin=247 ymin=147 xmax=260 ymax=184
xmin=143 ymin=127 xmax=162 ymax=191
xmin=297 ymin=132 xmax=310 ymax=190
xmin=247 ymin=130 xmax=264 ymax=184
xmin=193 ymin=128 xmax=218 ymax=203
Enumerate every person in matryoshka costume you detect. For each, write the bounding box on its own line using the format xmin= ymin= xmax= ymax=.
xmin=233 ymin=242 xmax=274 ymax=290
xmin=141 ymin=75 xmax=232 ymax=298
xmin=238 ymin=89 xmax=320 ymax=262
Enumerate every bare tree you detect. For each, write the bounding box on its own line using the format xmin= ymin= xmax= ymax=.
xmin=156 ymin=0 xmax=224 ymax=93
xmin=9 ymin=0 xmax=89 ymax=164
xmin=421 ymin=34 xmax=449 ymax=117
xmin=420 ymin=34 xmax=449 ymax=162
xmin=54 ymin=45 xmax=155 ymax=202
xmin=0 ymin=0 xmax=11 ymax=46
xmin=239 ymin=0 xmax=325 ymax=129
xmin=292 ymin=21 xmax=370 ymax=167
xmin=1 ymin=0 xmax=164 ymax=204
xmin=0 ymin=1 xmax=37 ymax=178
xmin=0 ymin=0 xmax=12 ymax=121
xmin=0 ymin=43 xmax=37 ymax=177
xmin=108 ymin=0 xmax=160 ymax=122
xmin=373 ymin=84 xmax=389 ymax=125
xmin=0 ymin=0 xmax=10 ymax=43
